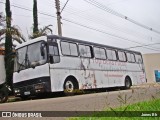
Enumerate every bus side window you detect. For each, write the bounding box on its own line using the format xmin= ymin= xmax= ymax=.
xmin=135 ymin=54 xmax=143 ymax=64
xmin=94 ymin=47 xmax=106 ymax=59
xmin=106 ymin=49 xmax=117 ymax=61
xmin=61 ymin=41 xmax=78 ymax=56
xmin=126 ymin=53 xmax=136 ymax=63
xmin=118 ymin=51 xmax=127 ymax=62
xmin=79 ymin=44 xmax=93 ymax=58
xmin=49 ymin=44 xmax=60 ymax=64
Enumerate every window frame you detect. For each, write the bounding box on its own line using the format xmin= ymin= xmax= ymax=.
xmin=106 ymin=48 xmax=117 ymax=61
xmin=117 ymin=51 xmax=127 ymax=62
xmin=135 ymin=54 xmax=143 ymax=64
xmin=60 ymin=41 xmax=79 ymax=57
xmin=78 ymin=44 xmax=93 ymax=58
xmin=126 ymin=52 xmax=136 ymax=63
xmin=93 ymin=46 xmax=107 ymax=60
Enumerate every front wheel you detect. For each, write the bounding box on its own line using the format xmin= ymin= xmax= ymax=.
xmin=64 ymin=78 xmax=78 ymax=96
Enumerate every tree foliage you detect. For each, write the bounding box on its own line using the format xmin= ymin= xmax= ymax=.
xmin=0 ymin=12 xmax=26 ymax=45
xmin=29 ymin=25 xmax=53 ymax=39
xmin=0 ymin=25 xmax=26 ymax=44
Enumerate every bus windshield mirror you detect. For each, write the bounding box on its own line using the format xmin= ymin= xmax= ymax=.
xmin=40 ymin=43 xmax=46 ymax=57
xmin=49 ymin=56 xmax=54 ymax=64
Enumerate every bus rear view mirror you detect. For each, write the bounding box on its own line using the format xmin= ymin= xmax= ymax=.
xmin=49 ymin=56 xmax=54 ymax=64
xmin=40 ymin=42 xmax=46 ymax=57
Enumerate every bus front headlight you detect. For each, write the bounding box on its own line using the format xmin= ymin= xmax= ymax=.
xmin=14 ymin=89 xmax=20 ymax=93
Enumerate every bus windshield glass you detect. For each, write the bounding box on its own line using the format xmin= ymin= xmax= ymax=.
xmin=14 ymin=41 xmax=47 ymax=72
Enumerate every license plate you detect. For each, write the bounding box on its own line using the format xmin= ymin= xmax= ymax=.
xmin=24 ymin=91 xmax=30 ymax=95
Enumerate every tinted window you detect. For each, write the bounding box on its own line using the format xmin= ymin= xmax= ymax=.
xmin=61 ymin=41 xmax=78 ymax=56
xmin=118 ymin=51 xmax=126 ymax=62
xmin=94 ymin=47 xmax=106 ymax=59
xmin=79 ymin=45 xmax=92 ymax=58
xmin=106 ymin=49 xmax=117 ymax=60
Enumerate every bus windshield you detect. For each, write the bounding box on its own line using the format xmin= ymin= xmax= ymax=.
xmin=14 ymin=41 xmax=47 ymax=72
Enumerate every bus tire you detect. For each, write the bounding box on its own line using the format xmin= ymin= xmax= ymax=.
xmin=124 ymin=77 xmax=132 ymax=89
xmin=64 ymin=77 xmax=78 ymax=96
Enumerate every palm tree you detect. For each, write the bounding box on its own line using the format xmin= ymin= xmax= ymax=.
xmin=0 ymin=12 xmax=26 ymax=45
xmin=30 ymin=0 xmax=52 ymax=39
xmin=29 ymin=25 xmax=53 ymax=39
xmin=0 ymin=25 xmax=26 ymax=44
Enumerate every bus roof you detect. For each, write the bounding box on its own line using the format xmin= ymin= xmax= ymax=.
xmin=15 ymin=36 xmax=47 ymax=49
xmin=15 ymin=35 xmax=141 ymax=54
xmin=48 ymin=35 xmax=142 ymax=54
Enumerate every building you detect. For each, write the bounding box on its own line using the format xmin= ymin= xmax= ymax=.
xmin=143 ymin=53 xmax=160 ymax=83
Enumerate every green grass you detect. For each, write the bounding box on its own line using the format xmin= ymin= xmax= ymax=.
xmin=68 ymin=99 xmax=160 ymax=120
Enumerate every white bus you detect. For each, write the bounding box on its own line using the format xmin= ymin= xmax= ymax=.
xmin=13 ymin=35 xmax=146 ymax=98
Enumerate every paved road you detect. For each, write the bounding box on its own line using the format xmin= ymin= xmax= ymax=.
xmin=0 ymin=83 xmax=160 ymax=120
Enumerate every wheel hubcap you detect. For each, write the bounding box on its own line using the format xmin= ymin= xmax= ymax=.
xmin=65 ymin=81 xmax=74 ymax=92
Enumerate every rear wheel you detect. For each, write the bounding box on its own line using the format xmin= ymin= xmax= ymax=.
xmin=124 ymin=77 xmax=132 ymax=89
xmin=64 ymin=78 xmax=78 ymax=96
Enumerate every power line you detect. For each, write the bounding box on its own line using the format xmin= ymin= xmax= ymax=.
xmin=0 ymin=1 xmax=160 ymax=52
xmin=0 ymin=1 xmax=57 ymax=18
xmin=126 ymin=42 xmax=160 ymax=49
xmin=62 ymin=18 xmax=160 ymax=51
xmin=61 ymin=0 xmax=70 ymax=13
xmin=58 ymin=2 xmax=160 ymax=43
xmin=83 ymin=0 xmax=160 ymax=35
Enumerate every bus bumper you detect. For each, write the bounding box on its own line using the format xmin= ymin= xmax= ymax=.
xmin=14 ymin=82 xmax=51 ymax=97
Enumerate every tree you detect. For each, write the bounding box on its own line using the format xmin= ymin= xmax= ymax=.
xmin=5 ymin=0 xmax=13 ymax=91
xmin=30 ymin=0 xmax=52 ymax=39
xmin=29 ymin=25 xmax=53 ymax=39
xmin=0 ymin=12 xmax=25 ymax=45
xmin=0 ymin=25 xmax=26 ymax=44
xmin=33 ymin=0 xmax=39 ymax=35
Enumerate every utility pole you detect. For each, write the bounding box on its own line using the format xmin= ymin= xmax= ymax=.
xmin=55 ymin=0 xmax=62 ymax=36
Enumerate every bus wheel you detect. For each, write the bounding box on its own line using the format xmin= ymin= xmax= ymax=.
xmin=0 ymin=91 xmax=8 ymax=103
xmin=124 ymin=77 xmax=131 ymax=89
xmin=64 ymin=78 xmax=78 ymax=96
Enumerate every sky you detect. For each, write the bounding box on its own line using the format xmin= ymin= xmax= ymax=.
xmin=0 ymin=0 xmax=160 ymax=54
